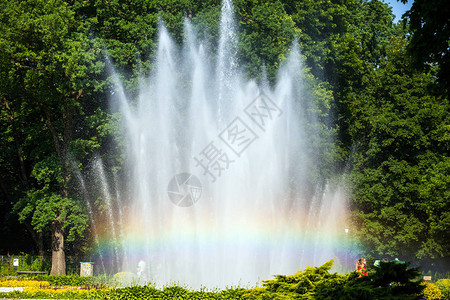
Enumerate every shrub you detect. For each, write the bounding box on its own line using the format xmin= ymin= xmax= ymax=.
xmin=104 ymin=285 xmax=243 ymax=300
xmin=24 ymin=254 xmax=32 ymax=268
xmin=436 ymin=279 xmax=450 ymax=299
xmin=0 ymin=264 xmax=17 ymax=276
xmin=31 ymin=258 xmax=43 ymax=271
xmin=239 ymin=260 xmax=425 ymax=300
xmin=32 ymin=274 xmax=111 ymax=286
xmin=368 ymin=260 xmax=424 ymax=298
xmin=421 ymin=282 xmax=442 ymax=300
xmin=0 ymin=260 xmax=432 ymax=299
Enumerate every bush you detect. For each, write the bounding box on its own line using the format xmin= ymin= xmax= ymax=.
xmin=24 ymin=254 xmax=32 ymax=268
xmin=0 ymin=255 xmax=50 ymax=275
xmin=0 ymin=264 xmax=17 ymax=276
xmin=31 ymin=258 xmax=39 ymax=271
xmin=96 ymin=285 xmax=243 ymax=300
xmin=32 ymin=274 xmax=111 ymax=287
xmin=240 ymin=260 xmax=425 ymax=300
xmin=0 ymin=260 xmax=431 ymax=299
xmin=421 ymin=282 xmax=442 ymax=300
xmin=369 ymin=260 xmax=424 ymax=297
xmin=436 ymin=279 xmax=450 ymax=299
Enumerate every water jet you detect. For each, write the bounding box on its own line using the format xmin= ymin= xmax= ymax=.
xmin=89 ymin=0 xmax=350 ymax=288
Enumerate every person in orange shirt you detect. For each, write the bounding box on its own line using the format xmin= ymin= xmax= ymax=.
xmin=356 ymin=257 xmax=367 ymax=277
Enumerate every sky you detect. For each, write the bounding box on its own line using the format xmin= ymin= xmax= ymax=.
xmin=384 ymin=0 xmax=413 ymax=22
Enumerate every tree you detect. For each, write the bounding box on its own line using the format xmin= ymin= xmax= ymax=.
xmin=233 ymin=0 xmax=298 ymax=81
xmin=349 ymin=25 xmax=450 ymax=265
xmin=0 ymin=93 xmax=47 ymax=256
xmin=0 ymin=0 xmax=103 ymax=274
xmin=403 ymin=0 xmax=450 ymax=96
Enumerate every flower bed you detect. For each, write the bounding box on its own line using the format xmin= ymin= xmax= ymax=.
xmin=0 ymin=261 xmax=447 ymax=299
xmin=0 ymin=279 xmax=50 ymax=287
xmin=23 ymin=286 xmax=108 ymax=294
xmin=0 ymin=280 xmax=109 ymax=299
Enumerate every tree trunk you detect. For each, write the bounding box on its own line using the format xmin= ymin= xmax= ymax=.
xmin=25 ymin=89 xmax=82 ymax=276
xmin=50 ymin=220 xmax=65 ymax=275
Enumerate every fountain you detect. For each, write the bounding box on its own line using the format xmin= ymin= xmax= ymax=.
xmin=87 ymin=0 xmax=350 ymax=288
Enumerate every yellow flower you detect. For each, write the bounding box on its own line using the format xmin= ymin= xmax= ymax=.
xmin=421 ymin=282 xmax=442 ymax=300
xmin=0 ymin=280 xmax=50 ymax=287
xmin=23 ymin=286 xmax=108 ymax=294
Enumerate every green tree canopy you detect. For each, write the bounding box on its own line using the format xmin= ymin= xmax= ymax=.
xmin=349 ymin=24 xmax=450 ymax=264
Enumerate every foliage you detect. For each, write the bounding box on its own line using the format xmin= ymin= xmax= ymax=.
xmin=436 ymin=279 xmax=450 ymax=299
xmin=100 ymin=284 xmax=245 ymax=300
xmin=0 ymin=266 xmax=17 ymax=276
xmin=31 ymin=258 xmax=44 ymax=272
xmin=0 ymin=0 xmax=104 ymax=274
xmin=15 ymin=186 xmax=88 ymax=243
xmin=0 ymin=255 xmax=49 ymax=275
xmin=240 ymin=260 xmax=424 ymax=299
xmin=420 ymin=282 xmax=442 ymax=300
xmin=235 ymin=0 xmax=297 ymax=81
xmin=348 ymin=22 xmax=450 ymax=261
xmin=2 ymin=283 xmax=243 ymax=299
xmin=368 ymin=260 xmax=423 ymax=297
xmin=405 ymin=0 xmax=450 ymax=94
xmin=22 ymin=286 xmax=108 ymax=294
xmin=0 ymin=261 xmax=430 ymax=299
xmin=31 ymin=274 xmax=112 ymax=287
